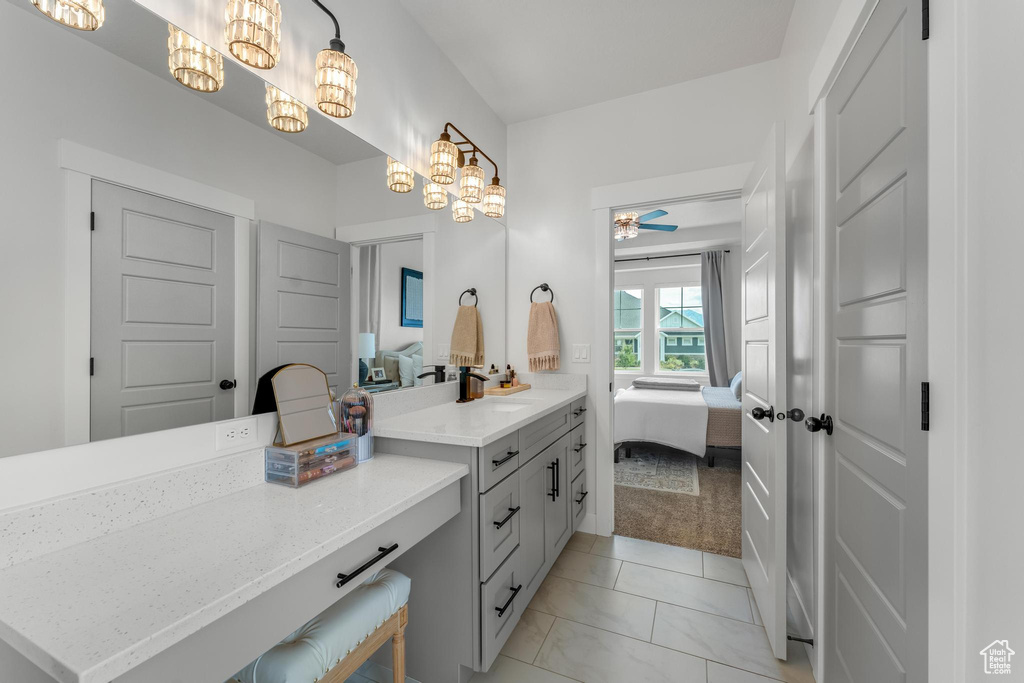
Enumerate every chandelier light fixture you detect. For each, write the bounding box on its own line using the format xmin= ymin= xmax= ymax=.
xmin=614 ymin=212 xmax=640 ymax=241
xmin=423 ymin=183 xmax=449 ymax=210
xmin=265 ymin=85 xmax=308 ymax=133
xmin=387 ymin=157 xmax=414 ymax=193
xmin=224 ymin=0 xmax=281 ymax=69
xmin=429 ymin=123 xmax=506 ymax=217
xmin=168 ymin=25 xmax=224 ymax=93
xmin=32 ymin=0 xmax=104 ymax=30
xmin=452 ymin=199 xmax=474 ymax=223
xmin=312 ymin=0 xmax=357 ymax=118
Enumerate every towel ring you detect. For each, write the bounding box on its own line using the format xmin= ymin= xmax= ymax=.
xmin=459 ymin=288 xmax=478 ymax=307
xmin=530 ymin=283 xmax=554 ymax=303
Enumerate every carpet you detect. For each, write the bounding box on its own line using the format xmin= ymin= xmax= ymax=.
xmin=614 ymin=448 xmax=699 ymax=496
xmin=614 ymin=451 xmax=742 ymax=558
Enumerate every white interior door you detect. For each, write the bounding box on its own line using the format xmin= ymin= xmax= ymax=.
xmin=820 ymin=0 xmax=928 ymax=680
xmin=741 ymin=123 xmax=788 ymax=659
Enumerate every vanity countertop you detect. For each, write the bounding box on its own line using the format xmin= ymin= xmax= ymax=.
xmin=0 ymin=455 xmax=468 ymax=683
xmin=374 ymin=387 xmax=587 ymax=447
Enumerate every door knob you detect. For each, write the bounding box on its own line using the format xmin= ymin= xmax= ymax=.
xmin=219 ymin=379 xmax=237 ymax=390
xmin=751 ymin=405 xmax=775 ymax=422
xmin=786 ymin=408 xmax=805 ymax=422
xmin=805 ymin=414 xmax=834 ymax=436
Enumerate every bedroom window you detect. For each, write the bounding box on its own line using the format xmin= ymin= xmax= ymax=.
xmin=614 ymin=288 xmax=642 ymax=371
xmin=656 ymin=286 xmax=705 ymax=373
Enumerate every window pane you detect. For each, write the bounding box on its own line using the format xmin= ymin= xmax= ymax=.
xmin=657 ymin=285 xmax=705 ymax=373
xmin=614 ymin=289 xmax=643 ymax=330
xmin=614 ymin=332 xmax=642 ymax=370
xmin=683 ymin=286 xmax=702 ymax=307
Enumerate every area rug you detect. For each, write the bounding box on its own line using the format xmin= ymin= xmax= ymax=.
xmin=614 ymin=447 xmax=699 ymax=496
xmin=614 ymin=453 xmax=742 ymax=558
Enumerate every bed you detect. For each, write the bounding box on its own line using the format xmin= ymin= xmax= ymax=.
xmin=614 ymin=376 xmax=742 ymax=466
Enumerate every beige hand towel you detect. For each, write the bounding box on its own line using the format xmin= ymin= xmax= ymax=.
xmin=450 ymin=305 xmax=484 ymax=367
xmin=528 ymin=301 xmax=561 ymax=372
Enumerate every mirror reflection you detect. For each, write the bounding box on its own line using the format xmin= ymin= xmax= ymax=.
xmin=0 ymin=0 xmax=507 ymax=458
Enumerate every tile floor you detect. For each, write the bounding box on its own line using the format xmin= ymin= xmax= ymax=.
xmin=470 ymin=533 xmax=816 ymax=683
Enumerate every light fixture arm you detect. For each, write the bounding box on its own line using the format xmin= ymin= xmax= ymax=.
xmin=311 ymin=0 xmax=345 ymax=51
xmin=443 ymin=122 xmax=500 ymax=182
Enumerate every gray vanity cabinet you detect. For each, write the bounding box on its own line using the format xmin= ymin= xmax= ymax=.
xmin=543 ymin=434 xmax=572 ymax=562
xmin=517 ymin=444 xmax=550 ymax=599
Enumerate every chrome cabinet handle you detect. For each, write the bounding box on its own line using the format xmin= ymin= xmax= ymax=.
xmin=494 ymin=506 xmax=521 ymax=529
xmin=495 ymin=584 xmax=523 ymax=617
xmin=336 ymin=544 xmax=398 ymax=588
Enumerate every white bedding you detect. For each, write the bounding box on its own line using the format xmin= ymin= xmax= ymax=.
xmin=614 ymin=386 xmax=709 ymax=457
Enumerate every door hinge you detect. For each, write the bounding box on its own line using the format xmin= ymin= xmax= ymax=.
xmin=921 ymin=381 xmax=930 ymax=431
xmin=90 ymin=357 xmax=95 ymax=376
xmin=90 ymin=211 xmax=95 ymax=231
xmin=922 ymin=0 xmax=930 ymax=40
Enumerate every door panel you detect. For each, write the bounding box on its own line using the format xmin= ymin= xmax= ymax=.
xmin=518 ymin=449 xmax=548 ymax=600
xmin=740 ymin=123 xmax=788 ymax=659
xmin=544 ymin=435 xmax=571 ymax=562
xmin=822 ymin=0 xmax=927 ymax=680
xmin=90 ymin=181 xmax=234 ymax=442
xmin=257 ymin=222 xmax=351 ymax=393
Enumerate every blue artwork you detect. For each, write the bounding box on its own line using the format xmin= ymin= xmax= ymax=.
xmin=401 ymin=267 xmax=423 ymax=328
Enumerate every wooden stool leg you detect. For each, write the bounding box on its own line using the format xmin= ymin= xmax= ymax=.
xmin=392 ymin=604 xmax=408 ymax=683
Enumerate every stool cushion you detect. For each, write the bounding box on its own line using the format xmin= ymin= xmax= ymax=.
xmin=232 ymin=569 xmax=410 ymax=683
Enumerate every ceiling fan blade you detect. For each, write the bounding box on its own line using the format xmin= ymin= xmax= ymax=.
xmin=639 ymin=223 xmax=678 ymax=231
xmin=637 ymin=209 xmax=668 ymax=222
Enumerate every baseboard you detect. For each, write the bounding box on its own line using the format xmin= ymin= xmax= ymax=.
xmin=786 ymin=570 xmax=817 ymax=680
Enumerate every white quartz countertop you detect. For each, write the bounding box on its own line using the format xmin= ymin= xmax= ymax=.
xmin=0 ymin=455 xmax=468 ymax=683
xmin=374 ymin=387 xmax=587 ymax=447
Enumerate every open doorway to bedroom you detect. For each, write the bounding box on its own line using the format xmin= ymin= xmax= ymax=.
xmin=610 ymin=196 xmax=744 ymax=558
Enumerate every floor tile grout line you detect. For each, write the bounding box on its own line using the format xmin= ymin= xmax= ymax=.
xmin=614 ymin=586 xmax=756 ymax=626
xmin=706 ymin=659 xmax=794 ymax=683
xmin=613 ymin=557 xmax=751 ymax=590
xmin=529 ymin=609 xmax=558 ymax=666
xmin=543 ymin=613 xmax=713 ymax=666
xmin=502 ymin=654 xmax=585 ymax=683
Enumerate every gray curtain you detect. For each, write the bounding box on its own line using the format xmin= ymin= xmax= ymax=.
xmin=358 ymin=244 xmax=381 ymax=342
xmin=701 ymin=251 xmax=729 ymax=387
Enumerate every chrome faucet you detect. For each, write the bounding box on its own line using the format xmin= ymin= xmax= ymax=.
xmin=457 ymin=367 xmax=490 ymax=403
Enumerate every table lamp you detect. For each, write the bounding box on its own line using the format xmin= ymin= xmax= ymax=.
xmin=358 ymin=333 xmax=375 ymax=385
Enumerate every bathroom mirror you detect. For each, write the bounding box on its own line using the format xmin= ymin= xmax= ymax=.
xmin=0 ymin=0 xmax=507 ymax=458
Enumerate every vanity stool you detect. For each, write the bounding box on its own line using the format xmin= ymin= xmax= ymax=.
xmin=231 ymin=569 xmax=410 ymax=683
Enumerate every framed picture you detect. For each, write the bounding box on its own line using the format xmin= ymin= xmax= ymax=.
xmin=401 ymin=267 xmax=424 ymax=328
xmin=370 ymin=367 xmax=388 ymax=383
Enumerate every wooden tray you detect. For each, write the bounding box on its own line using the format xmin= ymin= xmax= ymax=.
xmin=484 ymin=383 xmax=531 ymax=396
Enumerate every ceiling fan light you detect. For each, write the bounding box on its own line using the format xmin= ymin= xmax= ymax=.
xmin=430 ymin=133 xmax=458 ymax=185
xmin=614 ymin=211 xmax=639 ymax=240
xmin=265 ymin=85 xmax=307 ymax=133
xmin=315 ymin=47 xmax=357 ymax=118
xmin=387 ymin=156 xmax=414 ymax=193
xmin=459 ymin=159 xmax=485 ymax=203
xmin=32 ymin=0 xmax=104 ymax=30
xmin=452 ymin=199 xmax=474 ymax=223
xmin=423 ymin=182 xmax=448 ymax=210
xmin=168 ymin=25 xmax=224 ymax=93
xmin=483 ymin=181 xmax=506 ymax=219
xmin=224 ymin=0 xmax=281 ymax=69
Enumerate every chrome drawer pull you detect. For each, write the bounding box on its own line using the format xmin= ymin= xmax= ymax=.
xmin=576 ymin=490 xmax=589 ymax=506
xmin=336 ymin=543 xmax=398 ymax=588
xmin=495 ymin=584 xmax=523 ymax=618
xmin=494 ymin=506 xmax=521 ymax=529
xmin=492 ymin=450 xmax=519 ymax=467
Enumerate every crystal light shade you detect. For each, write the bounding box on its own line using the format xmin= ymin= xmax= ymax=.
xmin=459 ymin=160 xmax=485 ymax=204
xmin=483 ymin=182 xmax=506 ymax=219
xmin=168 ymin=25 xmax=224 ymax=93
xmin=613 ymin=211 xmax=640 ymax=241
xmin=32 ymin=0 xmax=104 ymax=30
xmin=224 ymin=0 xmax=281 ymax=70
xmin=265 ymin=85 xmax=307 ymax=133
xmin=452 ymin=199 xmax=474 ymax=223
xmin=386 ymin=157 xmax=414 ymax=193
xmin=315 ymin=48 xmax=357 ymax=118
xmin=430 ymin=135 xmax=458 ymax=185
xmin=423 ymin=183 xmax=448 ymax=210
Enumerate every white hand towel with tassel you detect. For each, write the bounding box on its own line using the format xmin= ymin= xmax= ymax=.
xmin=528 ymin=301 xmax=561 ymax=371
xmin=450 ymin=305 xmax=484 ymax=367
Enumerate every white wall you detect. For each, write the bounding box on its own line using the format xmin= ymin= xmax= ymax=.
xmin=377 ymin=240 xmax=424 ymax=352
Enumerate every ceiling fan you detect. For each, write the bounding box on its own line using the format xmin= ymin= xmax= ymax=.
xmin=613 ymin=209 xmax=678 ymax=241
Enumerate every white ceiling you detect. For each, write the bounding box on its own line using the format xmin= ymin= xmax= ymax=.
xmin=399 ymin=0 xmax=796 ymax=123
xmin=614 ymin=198 xmax=742 ymax=257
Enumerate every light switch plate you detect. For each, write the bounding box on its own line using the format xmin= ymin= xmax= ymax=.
xmin=571 ymin=344 xmax=590 ymax=363
xmin=437 ymin=344 xmax=450 ymax=361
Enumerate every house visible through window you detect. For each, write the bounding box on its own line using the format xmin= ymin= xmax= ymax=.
xmin=657 ymin=286 xmax=705 ymax=372
xmin=614 ymin=289 xmax=642 ymax=371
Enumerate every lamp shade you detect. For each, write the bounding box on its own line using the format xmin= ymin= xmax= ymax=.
xmin=265 ymin=85 xmax=307 ymax=133
xmin=224 ymin=0 xmax=281 ymax=69
xmin=423 ymin=182 xmax=448 ymax=210
xmin=386 ymin=156 xmax=414 ymax=193
xmin=168 ymin=25 xmax=224 ymax=93
xmin=315 ymin=47 xmax=357 ymax=118
xmin=483 ymin=181 xmax=506 ymax=219
xmin=32 ymin=0 xmax=103 ymax=30
xmin=430 ymin=134 xmax=458 ymax=185
xmin=452 ymin=199 xmax=474 ymax=223
xmin=459 ymin=159 xmax=485 ymax=204
xmin=358 ymin=332 xmax=376 ymax=359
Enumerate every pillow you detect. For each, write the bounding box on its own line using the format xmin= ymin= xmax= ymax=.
xmin=729 ymin=371 xmax=743 ymax=400
xmin=412 ymin=353 xmax=423 ymax=387
xmin=398 ymin=354 xmax=414 ymax=388
xmin=397 ymin=341 xmax=423 ymax=358
xmin=382 ymin=354 xmax=400 ymax=383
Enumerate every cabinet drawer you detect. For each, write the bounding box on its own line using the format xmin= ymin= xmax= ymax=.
xmin=569 ymin=397 xmax=587 ymax=430
xmin=571 ymin=469 xmax=588 ymax=531
xmin=520 ymin=406 xmax=570 ymax=464
xmin=479 ymin=469 xmax=521 ymax=580
xmin=480 ymin=432 xmax=520 ymax=493
xmin=569 ymin=428 xmax=587 ymax=482
xmin=481 ymin=547 xmax=523 ymax=671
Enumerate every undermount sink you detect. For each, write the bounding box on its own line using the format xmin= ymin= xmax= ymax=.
xmin=485 ymin=402 xmax=531 ymax=413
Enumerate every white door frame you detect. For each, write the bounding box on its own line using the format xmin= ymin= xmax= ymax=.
xmin=809 ymin=0 xmax=965 ymax=678
xmin=589 ymin=162 xmax=753 ymax=537
xmin=60 ymin=140 xmax=256 ymax=447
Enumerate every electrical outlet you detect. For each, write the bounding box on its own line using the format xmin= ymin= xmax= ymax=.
xmin=437 ymin=344 xmax=450 ymax=361
xmin=216 ymin=417 xmax=259 ymax=451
